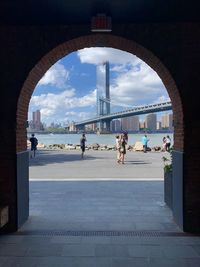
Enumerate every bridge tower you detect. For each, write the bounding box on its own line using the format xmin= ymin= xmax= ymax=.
xmin=96 ymin=61 xmax=111 ymax=132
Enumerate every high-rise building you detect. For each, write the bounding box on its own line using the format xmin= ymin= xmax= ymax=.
xmin=121 ymin=117 xmax=129 ymax=130
xmin=121 ymin=116 xmax=139 ymax=131
xmin=139 ymin=121 xmax=145 ymax=130
xmin=111 ymin=119 xmax=121 ymax=132
xmin=32 ymin=110 xmax=41 ymax=130
xmin=129 ymin=116 xmax=139 ymax=131
xmin=161 ymin=113 xmax=173 ymax=130
xmin=157 ymin=121 xmax=162 ymax=130
xmin=169 ymin=113 xmax=173 ymax=131
xmin=85 ymin=123 xmax=97 ymax=131
xmin=145 ymin=113 xmax=157 ymax=131
xmin=69 ymin=121 xmax=76 ymax=132
xmin=121 ymin=116 xmax=140 ymax=131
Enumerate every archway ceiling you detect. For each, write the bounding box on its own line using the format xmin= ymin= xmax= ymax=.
xmin=0 ymin=0 xmax=199 ymax=25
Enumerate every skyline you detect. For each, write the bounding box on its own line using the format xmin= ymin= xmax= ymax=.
xmin=28 ymin=47 xmax=171 ymax=125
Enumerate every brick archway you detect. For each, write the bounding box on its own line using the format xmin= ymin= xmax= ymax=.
xmin=16 ymin=34 xmax=183 ymax=153
xmin=14 ymin=34 xmax=186 ymax=232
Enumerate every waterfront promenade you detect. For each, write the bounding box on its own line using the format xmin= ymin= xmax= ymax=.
xmin=29 ymin=149 xmax=165 ymax=180
xmin=0 ymin=149 xmax=200 ymax=266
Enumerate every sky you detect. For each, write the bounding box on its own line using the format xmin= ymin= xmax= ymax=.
xmin=29 ymin=47 xmax=171 ymax=126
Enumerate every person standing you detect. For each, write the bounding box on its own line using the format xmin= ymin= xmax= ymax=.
xmin=119 ymin=133 xmax=127 ymax=164
xmin=115 ymin=135 xmax=121 ymax=163
xmin=162 ymin=136 xmax=167 ymax=151
xmin=142 ymin=134 xmax=149 ymax=153
xmin=166 ymin=135 xmax=171 ymax=152
xmin=29 ymin=133 xmax=38 ymax=158
xmin=123 ymin=131 xmax=128 ymax=144
xmin=80 ymin=133 xmax=87 ymax=159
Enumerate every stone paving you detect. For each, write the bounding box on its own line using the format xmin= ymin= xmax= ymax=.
xmin=0 ymin=149 xmax=200 ymax=266
xmin=29 ymin=149 xmax=165 ymax=179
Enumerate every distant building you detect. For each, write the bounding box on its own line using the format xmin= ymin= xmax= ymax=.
xmin=121 ymin=116 xmax=139 ymax=131
xmin=169 ymin=113 xmax=173 ymax=131
xmin=157 ymin=121 xmax=162 ymax=130
xmin=69 ymin=122 xmax=76 ymax=132
xmin=121 ymin=117 xmax=129 ymax=131
xmin=31 ymin=110 xmax=41 ymax=130
xmin=161 ymin=113 xmax=173 ymax=130
xmin=129 ymin=116 xmax=139 ymax=131
xmin=145 ymin=113 xmax=157 ymax=131
xmin=139 ymin=121 xmax=146 ymax=130
xmin=111 ymin=119 xmax=121 ymax=132
xmin=85 ymin=123 xmax=96 ymax=131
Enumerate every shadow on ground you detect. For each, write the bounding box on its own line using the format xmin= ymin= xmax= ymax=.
xmin=125 ymin=160 xmax=151 ymax=165
xmin=29 ymin=150 xmax=100 ymax=166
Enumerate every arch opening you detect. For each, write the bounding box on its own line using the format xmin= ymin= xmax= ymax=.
xmin=15 ymin=34 xmax=184 ymax=233
xmin=17 ymin=34 xmax=183 ymax=153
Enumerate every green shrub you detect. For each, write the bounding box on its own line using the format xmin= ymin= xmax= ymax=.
xmin=162 ymin=147 xmax=173 ymax=173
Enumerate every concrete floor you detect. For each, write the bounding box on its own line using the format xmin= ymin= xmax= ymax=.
xmin=24 ymin=149 xmax=177 ymax=232
xmin=0 ymin=149 xmax=200 ymax=266
xmin=20 ymin=180 xmax=178 ymax=232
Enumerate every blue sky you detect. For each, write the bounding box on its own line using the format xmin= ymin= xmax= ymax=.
xmin=29 ymin=47 xmax=171 ymax=126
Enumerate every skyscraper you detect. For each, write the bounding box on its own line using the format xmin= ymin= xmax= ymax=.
xmin=157 ymin=121 xmax=162 ymax=130
xmin=121 ymin=117 xmax=129 ymax=131
xmin=121 ymin=116 xmax=139 ymax=131
xmin=145 ymin=113 xmax=157 ymax=131
xmin=161 ymin=113 xmax=173 ymax=130
xmin=111 ymin=119 xmax=121 ymax=132
xmin=129 ymin=116 xmax=139 ymax=131
xmin=32 ymin=110 xmax=41 ymax=130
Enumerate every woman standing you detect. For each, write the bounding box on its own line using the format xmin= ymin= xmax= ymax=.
xmin=116 ymin=135 xmax=121 ymax=163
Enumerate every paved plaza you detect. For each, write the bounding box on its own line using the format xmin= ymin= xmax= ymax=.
xmin=0 ymin=149 xmax=200 ymax=266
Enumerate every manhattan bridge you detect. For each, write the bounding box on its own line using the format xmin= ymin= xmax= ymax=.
xmin=75 ymin=62 xmax=172 ymax=132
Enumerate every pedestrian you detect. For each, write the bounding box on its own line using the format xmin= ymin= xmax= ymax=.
xmin=166 ymin=135 xmax=171 ymax=152
xmin=123 ymin=131 xmax=128 ymax=144
xmin=115 ymin=134 xmax=121 ymax=163
xmin=142 ymin=134 xmax=149 ymax=153
xmin=80 ymin=133 xmax=87 ymax=159
xmin=162 ymin=136 xmax=167 ymax=151
xmin=119 ymin=133 xmax=127 ymax=164
xmin=29 ymin=133 xmax=38 ymax=158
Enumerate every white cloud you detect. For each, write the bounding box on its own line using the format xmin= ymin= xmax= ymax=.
xmin=110 ymin=64 xmax=131 ymax=73
xmin=153 ymin=95 xmax=170 ymax=104
xmin=78 ymin=47 xmax=169 ymax=108
xmin=38 ymin=62 xmax=70 ymax=88
xmin=29 ymin=88 xmax=96 ymax=124
xmin=110 ymin=61 xmax=168 ymax=107
xmin=64 ymin=111 xmax=92 ymax=121
xmin=77 ymin=47 xmax=140 ymax=65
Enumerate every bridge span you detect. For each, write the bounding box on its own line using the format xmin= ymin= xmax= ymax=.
xmin=75 ymin=101 xmax=172 ymax=127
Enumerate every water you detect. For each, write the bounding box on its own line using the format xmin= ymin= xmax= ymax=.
xmin=28 ymin=133 xmax=173 ymax=147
